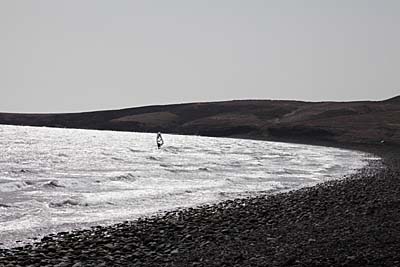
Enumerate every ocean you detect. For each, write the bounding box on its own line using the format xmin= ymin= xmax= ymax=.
xmin=0 ymin=125 xmax=373 ymax=247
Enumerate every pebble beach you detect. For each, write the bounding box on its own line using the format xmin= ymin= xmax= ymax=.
xmin=1 ymin=143 xmax=399 ymax=266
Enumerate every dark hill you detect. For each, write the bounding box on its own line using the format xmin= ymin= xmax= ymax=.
xmin=1 ymin=97 xmax=399 ymax=145
xmin=384 ymin=95 xmax=400 ymax=103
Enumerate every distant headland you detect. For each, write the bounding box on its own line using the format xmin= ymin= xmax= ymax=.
xmin=1 ymin=96 xmax=399 ymax=146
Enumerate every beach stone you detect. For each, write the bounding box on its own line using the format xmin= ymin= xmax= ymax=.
xmin=54 ymin=261 xmax=70 ymax=267
xmin=0 ymin=146 xmax=399 ymax=266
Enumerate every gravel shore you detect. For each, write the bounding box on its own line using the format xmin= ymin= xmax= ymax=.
xmin=1 ymin=143 xmax=400 ymax=266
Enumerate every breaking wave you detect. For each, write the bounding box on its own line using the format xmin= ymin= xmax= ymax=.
xmin=109 ymin=173 xmax=137 ymax=182
xmin=43 ymin=180 xmax=65 ymax=188
xmin=0 ymin=181 xmax=30 ymax=192
xmin=50 ymin=199 xmax=87 ymax=208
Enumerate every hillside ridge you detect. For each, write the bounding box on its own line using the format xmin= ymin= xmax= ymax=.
xmin=1 ymin=96 xmax=399 ymax=145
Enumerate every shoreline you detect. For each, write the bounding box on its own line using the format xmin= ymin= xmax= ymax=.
xmin=1 ymin=142 xmax=399 ymax=266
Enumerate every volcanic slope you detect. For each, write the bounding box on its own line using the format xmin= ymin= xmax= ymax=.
xmin=0 ymin=96 xmax=399 ymax=145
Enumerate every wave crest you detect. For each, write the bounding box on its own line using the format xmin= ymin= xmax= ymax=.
xmin=49 ymin=199 xmax=87 ymax=208
xmin=110 ymin=173 xmax=137 ymax=182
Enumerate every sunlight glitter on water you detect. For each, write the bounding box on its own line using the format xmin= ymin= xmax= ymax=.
xmin=0 ymin=125 xmax=373 ymax=247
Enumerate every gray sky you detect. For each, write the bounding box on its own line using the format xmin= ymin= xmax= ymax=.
xmin=1 ymin=0 xmax=399 ymax=113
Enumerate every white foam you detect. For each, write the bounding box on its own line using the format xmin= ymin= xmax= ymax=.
xmin=0 ymin=181 xmax=30 ymax=192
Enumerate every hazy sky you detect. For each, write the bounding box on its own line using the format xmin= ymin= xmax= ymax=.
xmin=1 ymin=1 xmax=399 ymax=113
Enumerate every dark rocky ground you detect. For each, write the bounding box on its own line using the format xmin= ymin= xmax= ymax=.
xmin=1 ymin=143 xmax=399 ymax=267
xmin=1 ymin=97 xmax=399 ymax=266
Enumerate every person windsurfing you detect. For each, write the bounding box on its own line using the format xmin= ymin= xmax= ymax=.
xmin=156 ymin=132 xmax=164 ymax=149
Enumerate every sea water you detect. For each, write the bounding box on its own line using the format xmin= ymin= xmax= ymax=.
xmin=0 ymin=125 xmax=373 ymax=247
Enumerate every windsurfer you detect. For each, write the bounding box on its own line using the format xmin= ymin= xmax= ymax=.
xmin=156 ymin=132 xmax=164 ymax=149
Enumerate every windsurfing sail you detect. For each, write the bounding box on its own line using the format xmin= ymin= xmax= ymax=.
xmin=156 ymin=132 xmax=164 ymax=149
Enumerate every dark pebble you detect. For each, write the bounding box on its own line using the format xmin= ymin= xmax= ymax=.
xmin=1 ymin=144 xmax=400 ymax=266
